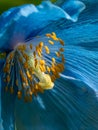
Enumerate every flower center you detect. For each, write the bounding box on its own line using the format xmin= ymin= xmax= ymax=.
xmin=3 ymin=32 xmax=65 ymax=102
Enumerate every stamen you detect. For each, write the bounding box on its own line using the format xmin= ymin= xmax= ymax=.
xmin=48 ymin=40 xmax=54 ymax=45
xmin=55 ymin=51 xmax=61 ymax=57
xmin=17 ymin=91 xmax=22 ymax=99
xmin=58 ymin=38 xmax=64 ymax=46
xmin=3 ymin=32 xmax=65 ymax=102
xmin=52 ymin=58 xmax=56 ymax=63
xmin=6 ymin=75 xmax=10 ymax=83
xmin=44 ymin=46 xmax=50 ymax=54
xmin=30 ymin=44 xmax=33 ymax=49
xmin=59 ymin=48 xmax=64 ymax=52
xmin=46 ymin=66 xmax=50 ymax=73
xmin=46 ymin=32 xmax=58 ymax=41
xmin=10 ymin=87 xmax=14 ymax=94
xmin=16 ymin=79 xmax=18 ymax=86
xmin=39 ymin=42 xmax=44 ymax=47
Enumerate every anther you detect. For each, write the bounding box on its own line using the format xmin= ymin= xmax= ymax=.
xmin=46 ymin=33 xmax=51 ymax=38
xmin=6 ymin=75 xmax=10 ymax=83
xmin=10 ymin=87 xmax=14 ymax=94
xmin=17 ymin=91 xmax=22 ymax=99
xmin=40 ymin=60 xmax=45 ymax=65
xmin=55 ymin=51 xmax=61 ymax=57
xmin=44 ymin=46 xmax=50 ymax=54
xmin=39 ymin=42 xmax=44 ymax=47
xmin=48 ymin=40 xmax=54 ymax=45
xmin=30 ymin=44 xmax=33 ymax=49
xmin=46 ymin=66 xmax=51 ymax=73
xmin=59 ymin=38 xmax=64 ymax=46
xmin=52 ymin=58 xmax=56 ymax=63
xmin=59 ymin=48 xmax=64 ymax=52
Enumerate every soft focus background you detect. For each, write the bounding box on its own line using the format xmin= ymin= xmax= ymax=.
xmin=0 ymin=0 xmax=42 ymax=14
xmin=0 ymin=0 xmax=57 ymax=14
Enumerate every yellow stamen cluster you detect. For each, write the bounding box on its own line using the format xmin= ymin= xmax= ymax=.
xmin=3 ymin=32 xmax=65 ymax=102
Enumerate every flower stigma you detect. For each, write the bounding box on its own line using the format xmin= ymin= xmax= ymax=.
xmin=3 ymin=32 xmax=65 ymax=102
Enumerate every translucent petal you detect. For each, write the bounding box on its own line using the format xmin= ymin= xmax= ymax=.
xmin=56 ymin=0 xmax=86 ymax=22
xmin=0 ymin=1 xmax=71 ymax=51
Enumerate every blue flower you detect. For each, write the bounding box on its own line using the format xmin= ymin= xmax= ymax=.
xmin=0 ymin=0 xmax=98 ymax=130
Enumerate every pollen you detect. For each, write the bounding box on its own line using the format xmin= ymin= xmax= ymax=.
xmin=30 ymin=44 xmax=33 ymax=49
xmin=9 ymin=52 xmax=14 ymax=60
xmin=3 ymin=32 xmax=65 ymax=102
xmin=10 ymin=87 xmax=14 ymax=94
xmin=24 ymin=62 xmax=29 ymax=69
xmin=33 ymin=51 xmax=36 ymax=58
xmin=48 ymin=40 xmax=54 ymax=45
xmin=26 ymin=70 xmax=31 ymax=79
xmin=46 ymin=66 xmax=51 ymax=73
xmin=51 ymin=32 xmax=59 ymax=41
xmin=44 ymin=46 xmax=50 ymax=54
xmin=55 ymin=51 xmax=61 ymax=57
xmin=40 ymin=60 xmax=45 ymax=65
xmin=61 ymin=54 xmax=65 ymax=63
xmin=17 ymin=91 xmax=22 ymax=99
xmin=39 ymin=42 xmax=44 ymax=47
xmin=52 ymin=58 xmax=56 ymax=63
xmin=6 ymin=75 xmax=10 ymax=83
xmin=59 ymin=48 xmax=64 ymax=52
xmin=58 ymin=38 xmax=64 ymax=46
xmin=46 ymin=32 xmax=58 ymax=41
xmin=46 ymin=33 xmax=52 ymax=37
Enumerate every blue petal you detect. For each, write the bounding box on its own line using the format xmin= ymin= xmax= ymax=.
xmin=38 ymin=0 xmax=98 ymax=91
xmin=56 ymin=0 xmax=86 ymax=22
xmin=0 ymin=76 xmax=16 ymax=130
xmin=0 ymin=1 xmax=71 ymax=51
xmin=15 ymin=77 xmax=98 ymax=130
xmin=1 ymin=1 xmax=98 ymax=130
xmin=55 ymin=0 xmax=98 ymax=6
xmin=65 ymin=46 xmax=98 ymax=91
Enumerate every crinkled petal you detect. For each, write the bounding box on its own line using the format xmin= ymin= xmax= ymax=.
xmin=55 ymin=0 xmax=98 ymax=6
xmin=0 ymin=1 xmax=75 ymax=51
xmin=15 ymin=77 xmax=98 ymax=130
xmin=56 ymin=0 xmax=86 ymax=22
